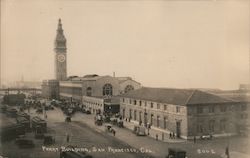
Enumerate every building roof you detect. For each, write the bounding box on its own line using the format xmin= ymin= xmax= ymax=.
xmin=83 ymin=74 xmax=99 ymax=78
xmin=229 ymin=95 xmax=250 ymax=102
xmin=216 ymin=94 xmax=250 ymax=103
xmin=70 ymin=75 xmax=109 ymax=81
xmin=116 ymin=77 xmax=132 ymax=83
xmin=204 ymin=89 xmax=250 ymax=103
xmin=66 ymin=75 xmax=140 ymax=85
xmin=121 ymin=87 xmax=233 ymax=105
xmin=114 ymin=77 xmax=141 ymax=86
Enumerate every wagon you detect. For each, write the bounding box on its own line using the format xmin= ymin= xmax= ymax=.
xmin=15 ymin=138 xmax=35 ymax=148
xmin=133 ymin=125 xmax=146 ymax=136
xmin=65 ymin=116 xmax=71 ymax=122
xmin=43 ymin=135 xmax=55 ymax=145
xmin=104 ymin=124 xmax=115 ymax=133
xmin=166 ymin=148 xmax=186 ymax=158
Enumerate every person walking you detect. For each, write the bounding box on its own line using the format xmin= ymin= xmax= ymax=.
xmin=113 ymin=129 xmax=116 ymax=136
xmin=225 ymin=146 xmax=230 ymax=158
xmin=66 ymin=133 xmax=70 ymax=143
xmin=169 ymin=132 xmax=172 ymax=139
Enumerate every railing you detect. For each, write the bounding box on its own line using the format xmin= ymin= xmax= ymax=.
xmin=0 ymin=88 xmax=41 ymax=91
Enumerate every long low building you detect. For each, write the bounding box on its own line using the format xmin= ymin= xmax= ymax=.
xmin=120 ymin=87 xmax=250 ymax=139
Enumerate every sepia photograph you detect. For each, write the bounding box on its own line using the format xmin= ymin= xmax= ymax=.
xmin=0 ymin=0 xmax=249 ymax=158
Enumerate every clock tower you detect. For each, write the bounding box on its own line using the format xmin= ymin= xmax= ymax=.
xmin=54 ymin=18 xmax=67 ymax=81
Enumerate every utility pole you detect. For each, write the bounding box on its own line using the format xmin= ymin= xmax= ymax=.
xmin=0 ymin=0 xmax=1 ymax=89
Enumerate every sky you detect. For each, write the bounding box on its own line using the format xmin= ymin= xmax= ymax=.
xmin=1 ymin=0 xmax=249 ymax=90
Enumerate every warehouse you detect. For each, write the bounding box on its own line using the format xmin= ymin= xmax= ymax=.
xmin=120 ymin=87 xmax=250 ymax=139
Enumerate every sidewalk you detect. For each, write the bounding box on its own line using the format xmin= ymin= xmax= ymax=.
xmin=123 ymin=120 xmax=185 ymax=143
xmin=73 ymin=113 xmax=185 ymax=143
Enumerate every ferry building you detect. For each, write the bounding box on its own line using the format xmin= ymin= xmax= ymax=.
xmin=42 ymin=19 xmax=141 ymax=114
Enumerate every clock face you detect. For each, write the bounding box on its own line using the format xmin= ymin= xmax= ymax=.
xmin=57 ymin=54 xmax=65 ymax=62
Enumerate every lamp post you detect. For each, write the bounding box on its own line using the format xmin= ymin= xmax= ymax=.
xmin=109 ymin=106 xmax=112 ymax=116
xmin=225 ymin=104 xmax=236 ymax=158
xmin=43 ymin=104 xmax=47 ymax=119
xmin=225 ymin=121 xmax=233 ymax=158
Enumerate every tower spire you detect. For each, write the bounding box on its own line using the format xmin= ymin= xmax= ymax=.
xmin=57 ymin=18 xmax=62 ymax=30
xmin=55 ymin=18 xmax=66 ymax=50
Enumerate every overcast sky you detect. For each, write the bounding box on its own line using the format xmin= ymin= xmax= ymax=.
xmin=1 ymin=0 xmax=249 ymax=90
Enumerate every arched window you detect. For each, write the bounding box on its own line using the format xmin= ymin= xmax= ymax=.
xmin=124 ymin=85 xmax=134 ymax=93
xmin=103 ymin=84 xmax=113 ymax=96
xmin=86 ymin=87 xmax=92 ymax=96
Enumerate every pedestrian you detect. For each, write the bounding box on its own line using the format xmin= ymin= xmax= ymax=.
xmin=113 ymin=129 xmax=116 ymax=136
xmin=66 ymin=133 xmax=70 ymax=143
xmin=194 ymin=136 xmax=196 ymax=143
xmin=170 ymin=132 xmax=172 ymax=139
xmin=225 ymin=146 xmax=230 ymax=158
xmin=173 ymin=132 xmax=175 ymax=139
xmin=156 ymin=134 xmax=158 ymax=141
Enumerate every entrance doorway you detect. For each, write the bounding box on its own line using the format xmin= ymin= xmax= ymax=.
xmin=139 ymin=112 xmax=142 ymax=125
xmin=129 ymin=109 xmax=132 ymax=120
xmin=122 ymin=109 xmax=125 ymax=119
xmin=144 ymin=112 xmax=148 ymax=126
xmin=176 ymin=121 xmax=181 ymax=138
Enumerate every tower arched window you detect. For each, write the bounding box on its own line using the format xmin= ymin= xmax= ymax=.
xmin=103 ymin=84 xmax=113 ymax=96
xmin=86 ymin=87 xmax=92 ymax=96
xmin=124 ymin=85 xmax=134 ymax=93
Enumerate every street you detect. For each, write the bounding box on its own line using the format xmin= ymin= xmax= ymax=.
xmin=72 ymin=112 xmax=250 ymax=158
xmin=0 ymin=107 xmax=154 ymax=158
xmin=1 ymin=106 xmax=250 ymax=158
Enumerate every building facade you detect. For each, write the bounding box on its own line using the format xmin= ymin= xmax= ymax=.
xmin=59 ymin=81 xmax=82 ymax=101
xmin=120 ymin=87 xmax=250 ymax=139
xmin=82 ymin=96 xmax=120 ymax=114
xmin=59 ymin=75 xmax=141 ymax=114
xmin=210 ymin=90 xmax=250 ymax=135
